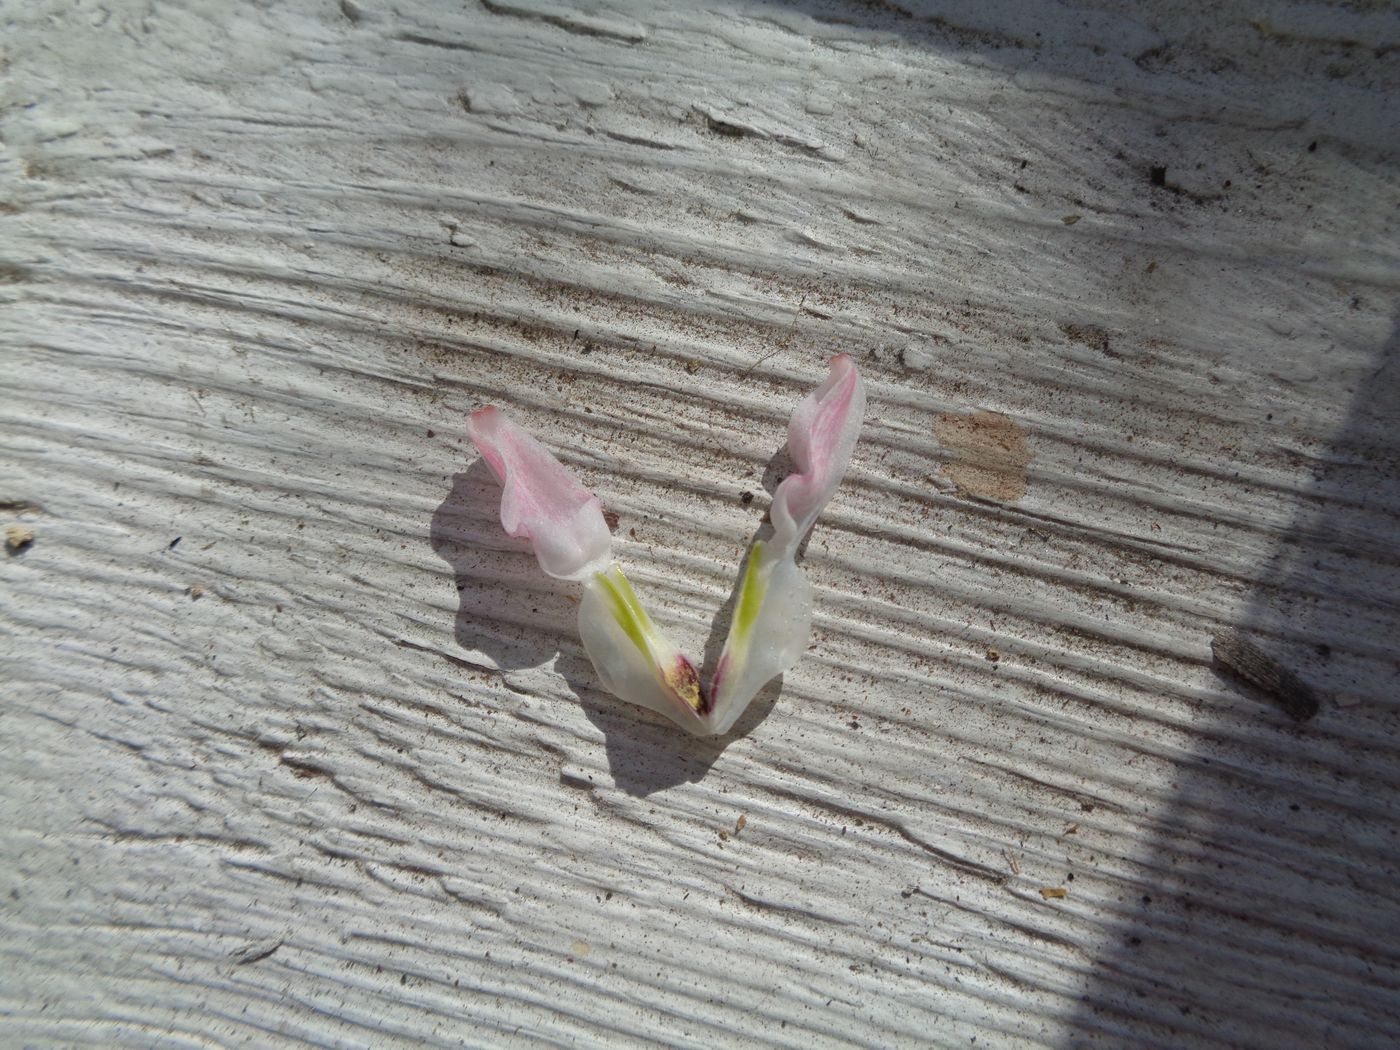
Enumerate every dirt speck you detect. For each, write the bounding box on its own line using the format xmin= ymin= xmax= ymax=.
xmin=1060 ymin=322 xmax=1113 ymax=356
xmin=933 ymin=411 xmax=1032 ymax=502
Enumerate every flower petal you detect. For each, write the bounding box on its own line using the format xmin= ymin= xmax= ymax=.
xmin=466 ymin=407 xmax=612 ymax=581
xmin=578 ymin=566 xmax=709 ymax=735
xmin=770 ymin=353 xmax=866 ymax=555
xmin=706 ymin=545 xmax=812 ymax=735
xmin=707 ymin=355 xmax=865 ymax=732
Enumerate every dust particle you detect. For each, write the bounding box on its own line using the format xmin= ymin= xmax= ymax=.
xmin=1059 ymin=322 xmax=1112 ymax=355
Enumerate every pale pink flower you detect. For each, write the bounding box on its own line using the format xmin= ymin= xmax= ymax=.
xmin=465 ymin=355 xmax=865 ymax=736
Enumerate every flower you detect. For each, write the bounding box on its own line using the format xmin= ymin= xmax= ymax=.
xmin=465 ymin=354 xmax=865 ymax=736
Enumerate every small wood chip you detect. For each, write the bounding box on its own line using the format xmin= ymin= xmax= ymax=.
xmin=232 ymin=940 xmax=282 ymax=966
xmin=1211 ymin=629 xmax=1320 ymax=721
xmin=1040 ymin=887 xmax=1068 ymax=900
xmin=4 ymin=524 xmax=35 ymax=551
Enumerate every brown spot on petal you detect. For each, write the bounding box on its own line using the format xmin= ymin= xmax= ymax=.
xmin=665 ymin=655 xmax=706 ymax=713
xmin=933 ymin=410 xmax=1032 ymax=503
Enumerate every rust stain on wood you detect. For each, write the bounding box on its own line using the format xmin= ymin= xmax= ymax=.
xmin=933 ymin=410 xmax=1032 ymax=502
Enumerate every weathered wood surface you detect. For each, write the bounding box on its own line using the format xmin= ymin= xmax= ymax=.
xmin=3 ymin=1 xmax=1399 ymax=1046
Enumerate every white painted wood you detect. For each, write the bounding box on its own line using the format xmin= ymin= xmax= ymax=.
xmin=3 ymin=1 xmax=1398 ymax=1046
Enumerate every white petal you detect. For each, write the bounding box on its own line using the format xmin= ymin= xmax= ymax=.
xmin=578 ymin=569 xmax=709 ymax=735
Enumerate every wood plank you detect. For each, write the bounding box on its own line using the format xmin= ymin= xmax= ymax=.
xmin=3 ymin=1 xmax=1398 ymax=1046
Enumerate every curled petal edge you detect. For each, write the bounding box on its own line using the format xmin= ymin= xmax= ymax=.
xmin=466 ymin=407 xmax=612 ymax=581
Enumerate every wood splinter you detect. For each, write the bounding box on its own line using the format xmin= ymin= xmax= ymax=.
xmin=1210 ymin=628 xmax=1320 ymax=722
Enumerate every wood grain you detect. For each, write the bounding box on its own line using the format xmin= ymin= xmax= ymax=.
xmin=3 ymin=1 xmax=1398 ymax=1047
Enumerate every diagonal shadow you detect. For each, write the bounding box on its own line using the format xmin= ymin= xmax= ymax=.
xmin=429 ymin=461 xmax=575 ymax=673
xmin=1063 ymin=312 xmax=1400 ymax=1046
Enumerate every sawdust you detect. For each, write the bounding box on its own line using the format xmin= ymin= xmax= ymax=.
xmin=933 ymin=410 xmax=1032 ymax=502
